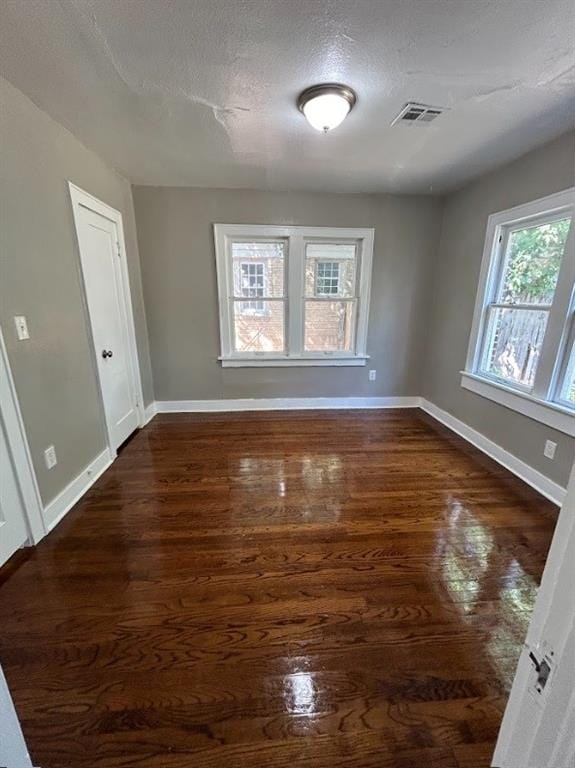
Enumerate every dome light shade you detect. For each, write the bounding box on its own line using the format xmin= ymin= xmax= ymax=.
xmin=298 ymin=84 xmax=357 ymax=133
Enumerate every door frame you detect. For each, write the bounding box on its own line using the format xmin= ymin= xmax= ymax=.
xmin=0 ymin=325 xmax=46 ymax=546
xmin=68 ymin=182 xmax=145 ymax=457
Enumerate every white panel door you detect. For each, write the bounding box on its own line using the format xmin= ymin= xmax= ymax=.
xmin=76 ymin=205 xmax=139 ymax=450
xmin=0 ymin=411 xmax=28 ymax=567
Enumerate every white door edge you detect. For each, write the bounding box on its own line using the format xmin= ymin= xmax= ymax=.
xmin=68 ymin=182 xmax=145 ymax=455
xmin=0 ymin=325 xmax=46 ymax=545
xmin=0 ymin=665 xmax=33 ymax=767
xmin=494 ymin=460 xmax=575 ymax=766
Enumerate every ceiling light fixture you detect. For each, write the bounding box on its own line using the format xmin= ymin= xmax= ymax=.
xmin=297 ymin=83 xmax=357 ymax=133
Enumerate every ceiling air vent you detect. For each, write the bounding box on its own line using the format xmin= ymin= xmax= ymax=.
xmin=391 ymin=103 xmax=447 ymax=127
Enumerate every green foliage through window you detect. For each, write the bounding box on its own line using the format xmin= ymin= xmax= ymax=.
xmin=501 ymin=219 xmax=571 ymax=305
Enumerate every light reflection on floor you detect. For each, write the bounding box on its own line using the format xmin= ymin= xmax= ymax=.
xmin=232 ymin=454 xmax=344 ymax=520
xmin=283 ymin=671 xmax=319 ymax=716
xmin=301 ymin=455 xmax=343 ymax=490
xmin=434 ymin=495 xmax=495 ymax=613
xmin=435 ymin=494 xmax=539 ymax=689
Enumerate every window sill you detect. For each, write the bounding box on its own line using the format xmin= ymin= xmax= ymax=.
xmin=460 ymin=371 xmax=575 ymax=437
xmin=220 ymin=356 xmax=369 ymax=368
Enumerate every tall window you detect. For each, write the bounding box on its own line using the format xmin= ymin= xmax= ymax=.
xmin=305 ymin=244 xmax=357 ymax=353
xmin=214 ymin=225 xmax=374 ymax=366
xmin=231 ymin=241 xmax=284 ymax=352
xmin=464 ymin=188 xmax=575 ymax=435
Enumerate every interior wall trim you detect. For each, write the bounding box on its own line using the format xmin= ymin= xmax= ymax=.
xmin=143 ymin=401 xmax=157 ymax=424
xmin=43 ymin=447 xmax=113 ymax=532
xmin=419 ymin=399 xmax=566 ymax=506
xmin=0 ymin=325 xmax=46 ymax=545
xmin=155 ymin=397 xmax=421 ymax=412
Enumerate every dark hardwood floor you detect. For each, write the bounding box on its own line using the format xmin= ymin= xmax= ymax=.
xmin=0 ymin=410 xmax=557 ymax=768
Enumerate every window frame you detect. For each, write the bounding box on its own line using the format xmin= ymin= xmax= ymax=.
xmin=555 ymin=325 xmax=575 ymax=409
xmin=214 ymin=224 xmax=374 ymax=367
xmin=463 ymin=187 xmax=575 ymax=436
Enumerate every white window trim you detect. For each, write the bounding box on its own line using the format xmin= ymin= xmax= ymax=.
xmin=461 ymin=371 xmax=575 ymax=436
xmin=463 ymin=187 xmax=575 ymax=436
xmin=214 ymin=224 xmax=374 ymax=367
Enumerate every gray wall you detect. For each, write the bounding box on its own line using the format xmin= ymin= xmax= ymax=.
xmin=0 ymin=76 xmax=154 ymax=505
xmin=133 ymin=187 xmax=443 ymax=401
xmin=423 ymin=130 xmax=575 ymax=488
xmin=3 ymin=68 xmax=573 ymax=507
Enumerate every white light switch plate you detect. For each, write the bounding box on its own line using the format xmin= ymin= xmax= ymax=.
xmin=544 ymin=440 xmax=557 ymax=460
xmin=44 ymin=445 xmax=57 ymax=470
xmin=14 ymin=316 xmax=30 ymax=341
xmin=369 ymin=369 xmax=377 ymax=381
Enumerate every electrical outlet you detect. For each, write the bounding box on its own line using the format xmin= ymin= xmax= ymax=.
xmin=368 ymin=369 xmax=377 ymax=381
xmin=544 ymin=440 xmax=557 ymax=460
xmin=14 ymin=315 xmax=30 ymax=341
xmin=44 ymin=445 xmax=57 ymax=469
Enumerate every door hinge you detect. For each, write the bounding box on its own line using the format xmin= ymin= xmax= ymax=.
xmin=116 ymin=242 xmax=122 ymax=257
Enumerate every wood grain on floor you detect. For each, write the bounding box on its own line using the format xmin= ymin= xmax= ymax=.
xmin=0 ymin=410 xmax=557 ymax=767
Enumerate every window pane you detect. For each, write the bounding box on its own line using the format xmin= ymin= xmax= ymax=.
xmin=498 ymin=218 xmax=571 ymax=305
xmin=304 ymin=300 xmax=355 ymax=352
xmin=237 ymin=262 xmax=265 ymax=312
xmin=305 ymin=243 xmax=356 ymax=297
xmin=232 ymin=242 xmax=284 ymax=298
xmin=481 ymin=307 xmax=548 ymax=388
xmin=316 ymin=261 xmax=341 ymax=296
xmin=233 ymin=300 xmax=284 ymax=352
xmin=558 ymin=342 xmax=575 ymax=406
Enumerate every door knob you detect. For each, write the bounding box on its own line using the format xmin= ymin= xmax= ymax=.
xmin=101 ymin=349 xmax=113 ymax=359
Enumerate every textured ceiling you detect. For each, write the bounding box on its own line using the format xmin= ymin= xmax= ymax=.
xmin=1 ymin=0 xmax=574 ymax=193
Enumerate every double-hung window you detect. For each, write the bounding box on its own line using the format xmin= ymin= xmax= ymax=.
xmin=214 ymin=225 xmax=374 ymax=366
xmin=463 ymin=188 xmax=575 ymax=435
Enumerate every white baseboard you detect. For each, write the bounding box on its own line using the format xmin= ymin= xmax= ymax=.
xmin=420 ymin=399 xmax=565 ymax=506
xmin=43 ymin=448 xmax=113 ymax=532
xmin=143 ymin=401 xmax=157 ymax=424
xmin=155 ymin=396 xmax=421 ymax=413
